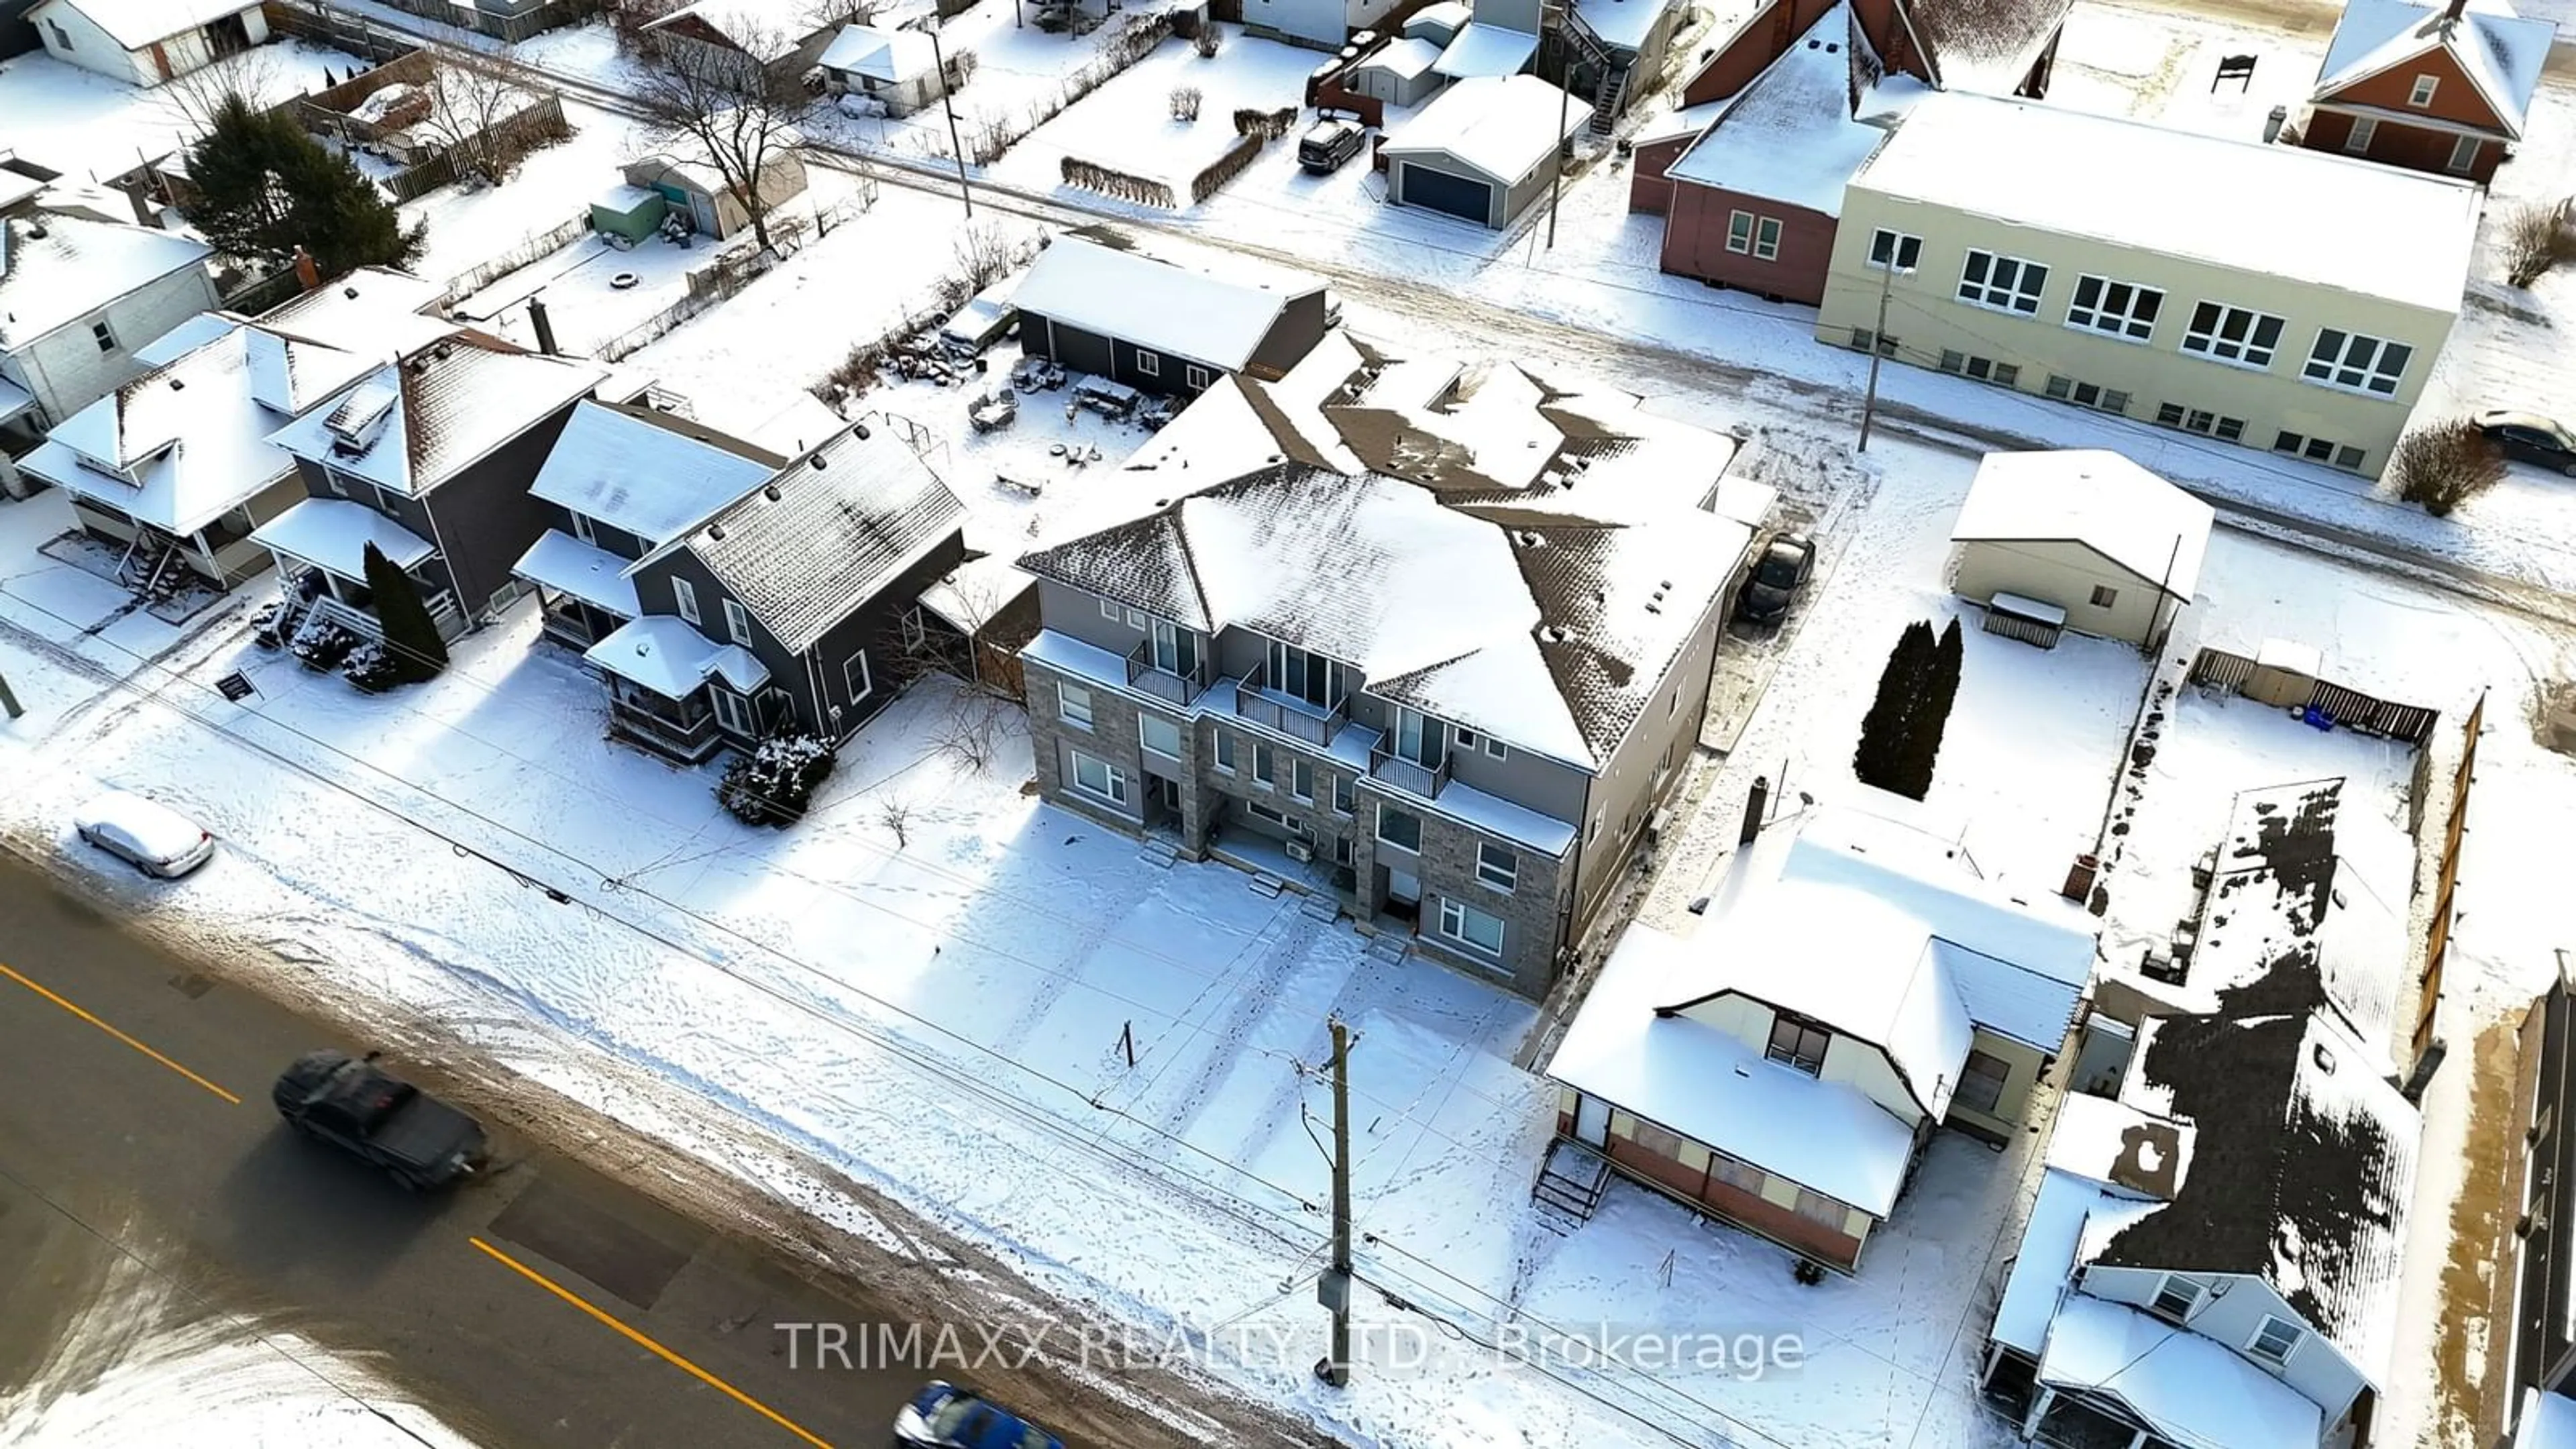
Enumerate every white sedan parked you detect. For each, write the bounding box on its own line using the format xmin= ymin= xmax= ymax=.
xmin=73 ymin=792 xmax=216 ymax=879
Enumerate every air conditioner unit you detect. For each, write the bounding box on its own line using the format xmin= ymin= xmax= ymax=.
xmin=1285 ymin=839 xmax=1315 ymax=863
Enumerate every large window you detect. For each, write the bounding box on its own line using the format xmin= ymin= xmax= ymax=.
xmin=1957 ymin=250 xmax=2048 ymax=315
xmin=1069 ymin=749 xmax=1128 ymax=806
xmin=1955 ymin=1050 xmax=2011 ymax=1114
xmin=1766 ymin=1014 xmax=1829 ymax=1075
xmin=1148 ymin=619 xmax=1199 ymax=677
xmin=1377 ymin=804 xmax=1422 ymax=853
xmin=1139 ymin=712 xmax=1182 ymax=757
xmin=2065 ymin=275 xmax=2163 ymax=341
xmin=1866 ymin=228 xmax=1921 ymax=272
xmin=1059 ymin=682 xmax=1093 ymax=728
xmin=710 ymin=686 xmax=754 ymax=736
xmin=1392 ymin=705 xmax=1447 ymax=769
xmin=844 ymin=649 xmax=872 ymax=704
xmin=2247 ymin=1316 xmax=2303 ymax=1368
xmin=1266 ymin=641 xmax=1346 ymax=708
xmin=2182 ymin=302 xmax=2286 ymax=368
xmin=2302 ymin=328 xmax=2412 ymax=396
xmin=2147 ymin=1275 xmax=2203 ymax=1323
xmin=1477 ymin=843 xmax=1517 ymax=892
xmin=672 ymin=576 xmax=701 ymax=625
xmin=1436 ymin=897 xmax=1505 ymax=958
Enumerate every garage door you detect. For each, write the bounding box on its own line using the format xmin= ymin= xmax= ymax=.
xmin=1398 ymin=162 xmax=1493 ymax=226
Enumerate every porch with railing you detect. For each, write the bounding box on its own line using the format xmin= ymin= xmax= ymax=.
xmin=605 ymin=685 xmax=726 ymax=763
xmin=1368 ymin=743 xmax=1452 ymax=799
xmin=1126 ymin=639 xmax=1210 ymax=707
xmin=1231 ymin=662 xmax=1348 ymax=748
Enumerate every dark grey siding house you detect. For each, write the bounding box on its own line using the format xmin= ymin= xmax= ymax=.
xmin=2516 ymin=974 xmax=2576 ymax=1429
xmin=1009 ymin=235 xmax=1333 ymax=396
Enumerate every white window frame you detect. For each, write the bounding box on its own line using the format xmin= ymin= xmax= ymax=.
xmin=1213 ymin=728 xmax=1236 ymax=772
xmin=900 ymin=604 xmax=926 ymax=651
xmin=1753 ymin=215 xmax=1781 ymax=261
xmin=2246 ymin=1316 xmax=2303 ymax=1367
xmin=722 ymin=597 xmax=754 ymax=647
xmin=1134 ymin=351 xmax=1161 ymax=378
xmin=1099 ymin=598 xmax=1122 ymax=621
xmin=1436 ymin=897 xmax=1505 ymax=958
xmin=1725 ymin=209 xmax=1756 ymax=255
xmin=2346 ymin=115 xmax=2379 ymax=152
xmin=1184 ymin=364 xmax=1214 ymax=390
xmin=2302 ymin=328 xmax=2412 ymax=397
xmin=844 ymin=648 xmax=871 ymax=703
xmin=1138 ymin=711 xmax=1182 ymax=758
xmin=570 ymin=511 xmax=597 ymax=545
xmin=1485 ymin=736 xmax=1508 ymax=759
xmin=672 ymin=576 xmax=701 ymax=625
xmin=709 ymin=685 xmax=755 ymax=735
xmin=2065 ymin=274 xmax=2164 ymax=342
xmin=1866 ymin=228 xmax=1921 ymax=272
xmin=325 ymin=467 xmax=349 ymax=498
xmin=1058 ymin=681 xmax=1094 ymax=729
xmin=2147 ymin=1274 xmax=2203 ymax=1322
xmin=1069 ymin=749 xmax=1129 ymax=806
xmin=1957 ymin=250 xmax=2049 ymax=316
xmin=1290 ymin=756 xmax=1315 ymax=802
xmin=1124 ymin=606 xmax=1147 ymax=628
xmin=2408 ymin=73 xmax=2438 ymax=107
xmin=2182 ymin=301 xmax=2286 ymax=369
xmin=2447 ymin=133 xmax=2481 ymax=174
xmin=1476 ymin=842 xmax=1516 ymax=893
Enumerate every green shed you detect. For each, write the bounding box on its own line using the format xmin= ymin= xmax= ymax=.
xmin=589 ymin=184 xmax=669 ymax=244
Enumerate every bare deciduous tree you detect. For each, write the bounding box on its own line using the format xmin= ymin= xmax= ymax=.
xmin=415 ymin=56 xmax=536 ymax=187
xmin=634 ymin=15 xmax=814 ymax=256
xmin=159 ymin=48 xmax=285 ymax=136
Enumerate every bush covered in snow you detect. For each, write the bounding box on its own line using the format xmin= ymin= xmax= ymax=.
xmin=342 ymin=642 xmax=401 ymax=692
xmin=251 ymin=602 xmax=289 ymax=649
xmin=289 ymin=616 xmax=358 ymax=672
xmin=2390 ymin=417 xmax=2506 ymax=517
xmin=717 ymin=732 xmax=837 ymax=826
xmin=2504 ymin=199 xmax=2576 ymax=289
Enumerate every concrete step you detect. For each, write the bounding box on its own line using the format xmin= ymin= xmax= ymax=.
xmin=1297 ymin=892 xmax=1340 ymax=923
xmin=1365 ymin=931 xmax=1411 ymax=965
xmin=1249 ymin=872 xmax=1287 ymax=898
xmin=1138 ymin=838 xmax=1181 ymax=869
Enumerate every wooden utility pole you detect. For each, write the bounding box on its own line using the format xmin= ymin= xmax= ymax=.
xmin=0 ymin=663 xmax=21 ymax=720
xmin=1857 ymin=259 xmax=1897 ymax=451
xmin=1315 ymin=1016 xmax=1354 ymax=1387
xmin=1544 ymin=6 xmax=1571 ymax=250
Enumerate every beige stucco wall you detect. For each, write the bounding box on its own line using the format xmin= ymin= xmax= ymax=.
xmin=1949 ymin=538 xmax=2167 ymax=644
xmin=1942 ymin=1029 xmax=2051 ymax=1138
xmin=1678 ymin=991 xmax=1928 ymax=1125
xmin=1817 ymin=193 xmax=2459 ymax=478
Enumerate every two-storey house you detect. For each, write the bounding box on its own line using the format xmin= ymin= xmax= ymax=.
xmin=1014 ymin=455 xmax=1751 ymax=1000
xmin=18 ymin=268 xmax=447 ymax=594
xmin=1542 ymin=806 xmax=2099 ymax=1268
xmin=508 ymin=399 xmax=783 ymax=654
xmin=1817 ymin=91 xmax=2483 ymax=478
xmin=254 ymin=332 xmax=606 ymax=646
xmin=2299 ymin=0 xmax=2555 ymax=184
xmin=586 ymin=420 xmax=967 ymax=763
xmin=0 ymin=212 xmax=215 ymax=453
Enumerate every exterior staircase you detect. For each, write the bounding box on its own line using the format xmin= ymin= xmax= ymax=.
xmin=1364 ymin=929 xmax=1412 ymax=965
xmin=1297 ymin=890 xmax=1340 ymax=923
xmin=1138 ymin=837 xmax=1181 ymax=869
xmin=1589 ymin=64 xmax=1632 ymax=136
xmin=1532 ymin=1138 xmax=1613 ymax=1225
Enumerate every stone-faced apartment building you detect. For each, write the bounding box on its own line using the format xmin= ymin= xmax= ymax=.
xmin=1013 ymin=458 xmax=1754 ymax=1000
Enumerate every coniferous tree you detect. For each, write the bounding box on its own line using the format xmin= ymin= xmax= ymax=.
xmin=1854 ymin=620 xmax=1935 ymax=794
xmin=187 ymin=94 xmax=424 ymax=276
xmin=362 ymin=542 xmax=448 ymax=684
xmin=1894 ymin=617 xmax=1966 ymax=800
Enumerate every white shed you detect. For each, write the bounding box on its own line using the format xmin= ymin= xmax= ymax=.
xmin=26 ymin=0 xmax=268 ymax=85
xmin=817 ymin=23 xmax=946 ymax=115
xmin=1346 ymin=36 xmax=1444 ymax=105
xmin=1379 ymin=73 xmax=1585 ymax=229
xmin=1946 ymin=449 xmax=2214 ymax=648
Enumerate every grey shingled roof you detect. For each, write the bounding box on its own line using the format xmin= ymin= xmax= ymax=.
xmin=683 ymin=422 xmax=965 ymax=655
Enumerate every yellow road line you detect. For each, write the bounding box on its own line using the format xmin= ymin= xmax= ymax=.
xmin=466 ymin=1236 xmax=835 ymax=1449
xmin=0 ymin=960 xmax=241 ymax=1105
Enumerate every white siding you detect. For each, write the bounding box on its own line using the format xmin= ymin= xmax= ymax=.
xmin=1949 ymin=538 xmax=2167 ymax=643
xmin=2075 ymin=1267 xmax=2370 ymax=1425
xmin=1240 ymin=0 xmax=1346 ymax=45
xmin=1676 ymin=991 xmax=1927 ymax=1126
xmin=30 ymin=0 xmax=147 ymax=83
xmin=9 ymin=262 xmax=219 ymax=424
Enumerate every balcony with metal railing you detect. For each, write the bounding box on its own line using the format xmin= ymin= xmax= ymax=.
xmin=1124 ymin=639 xmax=1209 ymax=707
xmin=1231 ymin=662 xmax=1348 ymax=748
xmin=1368 ymin=743 xmax=1452 ymax=800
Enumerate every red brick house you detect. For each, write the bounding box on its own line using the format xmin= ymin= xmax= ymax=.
xmin=2298 ymin=0 xmax=2554 ymax=184
xmin=1631 ymin=0 xmax=2070 ymax=299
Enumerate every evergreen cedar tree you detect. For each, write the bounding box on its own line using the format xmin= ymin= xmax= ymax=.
xmin=361 ymin=542 xmax=448 ymax=682
xmin=188 ymin=95 xmax=425 ymax=277
xmin=1852 ymin=617 xmax=1965 ymax=801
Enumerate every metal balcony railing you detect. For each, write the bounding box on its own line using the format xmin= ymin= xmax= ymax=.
xmin=1124 ymin=639 xmax=1209 ymax=706
xmin=1234 ymin=663 xmax=1347 ymax=748
xmin=1368 ymin=744 xmax=1451 ymax=800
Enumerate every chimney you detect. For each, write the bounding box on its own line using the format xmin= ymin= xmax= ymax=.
xmin=1739 ymin=775 xmax=1770 ymax=846
xmin=2061 ymin=852 xmax=2100 ymax=904
xmin=2442 ymin=0 xmax=2466 ymax=21
xmin=291 ymin=246 xmax=320 ymax=292
xmin=527 ymin=294 xmax=559 ymax=356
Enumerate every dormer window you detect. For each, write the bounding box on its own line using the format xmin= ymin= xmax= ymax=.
xmin=2147 ymin=1274 xmax=2203 ymax=1323
xmin=2246 ymin=1316 xmax=2302 ymax=1368
xmin=1764 ymin=1012 xmax=1829 ymax=1075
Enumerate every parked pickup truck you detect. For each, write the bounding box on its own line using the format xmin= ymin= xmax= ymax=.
xmin=272 ymin=1050 xmax=488 ymax=1191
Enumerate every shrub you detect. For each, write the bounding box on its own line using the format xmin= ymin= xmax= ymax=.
xmin=2389 ymin=417 xmax=2506 ymax=517
xmin=1059 ymin=155 xmax=1177 ymax=208
xmin=717 ymin=731 xmax=837 ymax=826
xmin=1169 ymin=85 xmax=1201 ymax=122
xmin=288 ymin=615 xmax=358 ymax=672
xmin=250 ymin=601 xmax=289 ymax=648
xmin=342 ymin=641 xmax=401 ymax=692
xmin=1194 ymin=21 xmax=1222 ymax=56
xmin=1189 ymin=132 xmax=1263 ymax=204
xmin=2503 ymin=199 xmax=2576 ymax=288
xmin=1232 ymin=105 xmax=1297 ymax=140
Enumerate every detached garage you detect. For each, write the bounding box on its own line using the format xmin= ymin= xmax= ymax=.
xmin=1381 ymin=73 xmax=1587 ymax=229
xmin=1945 ymin=449 xmax=2214 ymax=649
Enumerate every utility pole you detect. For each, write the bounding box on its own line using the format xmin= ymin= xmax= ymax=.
xmin=0 ymin=663 xmax=20 ymax=720
xmin=1544 ymin=7 xmax=1571 ymax=250
xmin=910 ymin=17 xmax=973 ymax=217
xmin=1856 ymin=257 xmax=1903 ymax=451
xmin=1315 ymin=1015 xmax=1354 ymax=1388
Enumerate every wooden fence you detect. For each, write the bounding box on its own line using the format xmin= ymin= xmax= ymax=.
xmin=263 ymin=2 xmax=417 ymax=64
xmin=2188 ymin=647 xmax=2439 ymax=744
xmin=2414 ymin=689 xmax=2483 ymax=1067
xmin=372 ymin=95 xmax=570 ymax=201
xmin=439 ymin=210 xmax=592 ymax=305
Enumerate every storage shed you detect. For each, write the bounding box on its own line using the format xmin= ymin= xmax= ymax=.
xmin=1946 ymin=449 xmax=2214 ymax=649
xmin=1347 ymin=35 xmax=1444 ymax=105
xmin=590 ymin=184 xmax=669 ymax=244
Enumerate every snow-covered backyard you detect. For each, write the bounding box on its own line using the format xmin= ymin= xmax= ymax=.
xmin=0 ymin=42 xmax=365 ymax=182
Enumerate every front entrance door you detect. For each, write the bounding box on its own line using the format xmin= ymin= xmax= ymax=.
xmin=1574 ymin=1093 xmax=1610 ymax=1148
xmin=1148 ymin=773 xmax=1182 ymax=814
xmin=1385 ymin=867 xmax=1421 ymax=920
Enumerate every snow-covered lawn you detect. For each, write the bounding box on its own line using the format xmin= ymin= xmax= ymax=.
xmin=0 ymin=42 xmax=364 ymax=182
xmin=991 ymin=35 xmax=1312 ymax=203
xmin=2044 ymin=2 xmax=2324 ymax=140
xmin=397 ymin=97 xmax=655 ymax=287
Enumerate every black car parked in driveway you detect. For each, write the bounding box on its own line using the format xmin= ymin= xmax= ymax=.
xmin=2477 ymin=410 xmax=2576 ymax=476
xmin=1733 ymin=534 xmax=1815 ymax=627
xmin=1298 ymin=118 xmax=1365 ymax=174
xmin=273 ymin=1049 xmax=487 ymax=1190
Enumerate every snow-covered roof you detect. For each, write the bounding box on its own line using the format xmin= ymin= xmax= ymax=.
xmin=2035 ymin=1292 xmax=2324 ymax=1449
xmin=1019 ymin=462 xmax=1749 ymax=767
xmin=0 ymin=213 xmax=210 ymax=351
xmin=639 ymin=0 xmax=817 ymax=58
xmin=2518 ymin=1389 xmax=2576 ymax=1449
xmin=1572 ymin=0 xmax=1671 ymax=54
xmin=1990 ymin=1168 xmax=2098 ymax=1356
xmin=2086 ymin=1008 xmax=2419 ymax=1387
xmin=2044 ymin=1091 xmax=2194 ymax=1193
xmin=265 ymin=334 xmax=606 ymax=496
xmin=818 ymin=23 xmax=938 ymax=80
xmin=0 ymin=168 xmax=42 ymax=213
xmin=1405 ymin=0 xmax=1471 ymax=36
xmin=20 ymin=322 xmax=298 ymax=537
xmin=1545 ymin=921 xmax=1919 ymax=1215
xmin=528 ymin=401 xmax=780 ymax=546
xmin=1008 ymin=237 xmax=1326 ymax=374
xmin=250 ymin=266 xmax=450 ymax=353
xmin=0 ymin=375 xmax=32 ymax=424
xmin=1632 ymin=97 xmax=1725 ymax=148
xmin=513 ymin=529 xmax=643 ymax=619
xmin=1901 ymin=0 xmax=2076 ymax=95
xmin=584 ymin=614 xmax=768 ymax=698
xmin=134 ymin=313 xmax=236 ymax=367
xmin=1385 ymin=74 xmax=1586 ymax=185
xmin=1654 ymin=808 xmax=2098 ymax=1112
xmin=1432 ymin=20 xmax=1540 ymax=77
xmin=25 ymin=0 xmax=257 ymax=50
xmin=676 ymin=422 xmax=965 ymax=656
xmin=1949 ymin=450 xmax=2214 ymax=602
xmin=1356 ymin=35 xmax=1444 ymax=80
xmin=1854 ymin=91 xmax=2483 ymax=315
xmin=250 ymin=497 xmax=436 ymax=577
xmin=2314 ymin=0 xmax=2554 ymax=138
xmin=1665 ymin=7 xmax=1903 ymax=216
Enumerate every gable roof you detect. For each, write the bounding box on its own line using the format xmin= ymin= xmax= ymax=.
xmin=2313 ymin=0 xmax=2554 ymax=138
xmin=528 ymin=400 xmax=781 ymax=545
xmin=25 ymin=0 xmax=256 ymax=50
xmin=1382 ymin=74 xmax=1588 ymax=185
xmin=677 ymin=422 xmax=965 ymax=655
xmin=1008 ymin=237 xmax=1326 ymax=374
xmin=18 ymin=321 xmax=297 ymax=535
xmin=1949 ymin=449 xmax=2214 ymax=600
xmin=265 ymin=333 xmax=606 ymax=496
xmin=818 ymin=22 xmax=937 ymax=80
xmin=639 ymin=0 xmax=815 ymax=58
xmin=1882 ymin=0 xmax=2077 ymax=94
xmin=0 ymin=213 xmax=210 ymax=351
xmin=1666 ymin=5 xmax=1904 ymax=215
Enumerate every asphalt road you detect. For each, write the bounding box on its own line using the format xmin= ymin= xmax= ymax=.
xmin=0 ymin=849 xmax=1316 ymax=1448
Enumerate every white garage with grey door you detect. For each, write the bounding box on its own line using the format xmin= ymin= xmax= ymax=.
xmin=1378 ymin=74 xmax=1586 ymax=231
